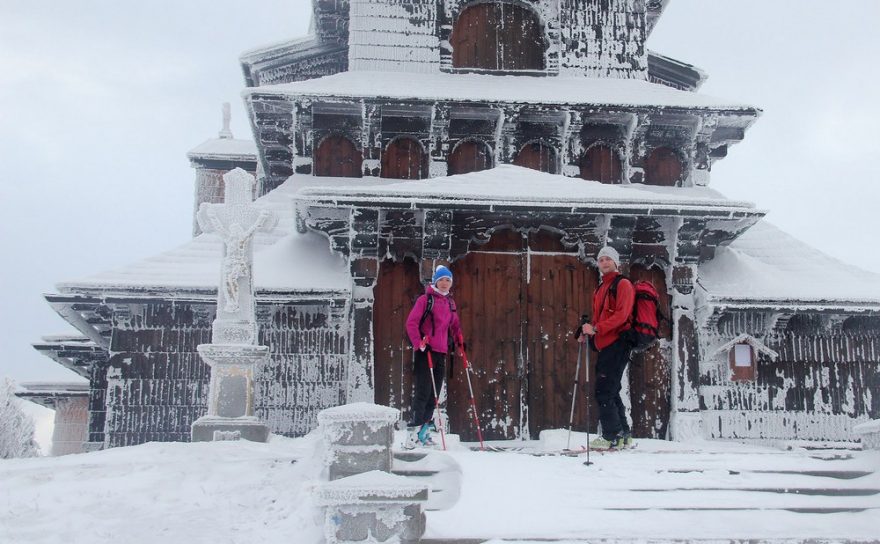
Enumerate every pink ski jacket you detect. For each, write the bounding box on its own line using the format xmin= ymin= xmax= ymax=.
xmin=405 ymin=285 xmax=463 ymax=354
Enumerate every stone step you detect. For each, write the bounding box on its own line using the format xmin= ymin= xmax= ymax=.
xmin=423 ymin=538 xmax=880 ymax=544
xmin=632 ymin=487 xmax=880 ymax=497
xmin=660 ymin=468 xmax=873 ymax=480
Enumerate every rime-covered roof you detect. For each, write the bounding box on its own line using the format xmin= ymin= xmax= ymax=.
xmin=699 ymin=221 xmax=880 ymax=307
xmin=187 ymin=138 xmax=257 ymax=162
xmin=247 ymin=70 xmax=755 ymax=112
xmin=295 ymin=165 xmax=761 ymax=216
xmin=58 ymin=177 xmax=350 ymax=295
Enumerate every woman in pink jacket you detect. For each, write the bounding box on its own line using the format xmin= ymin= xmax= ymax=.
xmin=403 ymin=265 xmax=463 ymax=448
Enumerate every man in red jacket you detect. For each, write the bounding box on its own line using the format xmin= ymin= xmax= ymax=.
xmin=579 ymin=246 xmax=635 ymax=449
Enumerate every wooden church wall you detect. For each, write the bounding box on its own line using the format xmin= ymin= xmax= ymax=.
xmin=700 ymin=312 xmax=880 ymax=442
xmin=102 ymin=299 xmax=348 ymax=447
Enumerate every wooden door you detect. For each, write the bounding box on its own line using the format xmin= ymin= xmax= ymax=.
xmin=373 ymin=259 xmax=424 ymax=423
xmin=448 ymin=140 xmax=493 ymax=175
xmin=627 ymin=265 xmax=672 ymax=438
xmin=315 ymin=134 xmax=362 ymax=178
xmin=580 ymin=144 xmax=622 ymax=183
xmin=451 ymin=3 xmax=545 ymax=71
xmin=644 ymin=146 xmax=682 ymax=186
xmin=526 ymin=253 xmax=599 ymax=436
xmin=513 ymin=142 xmax=557 ymax=174
xmin=381 ymin=137 xmax=428 ymax=180
xmin=451 ymin=250 xmax=525 ymax=440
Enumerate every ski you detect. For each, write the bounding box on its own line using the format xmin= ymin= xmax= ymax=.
xmin=468 ymin=443 xmax=638 ymax=455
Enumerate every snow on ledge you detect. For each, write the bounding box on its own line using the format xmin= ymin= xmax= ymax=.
xmin=317 ymin=402 xmax=401 ymax=425
xmin=853 ymin=420 xmax=880 ymax=435
xmin=296 ymin=165 xmax=761 ymax=214
xmin=247 ymin=70 xmax=759 ymax=112
xmin=58 ymin=175 xmax=350 ymax=294
xmin=700 ymin=221 xmax=880 ymax=306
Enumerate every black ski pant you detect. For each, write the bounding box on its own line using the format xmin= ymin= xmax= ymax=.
xmin=409 ymin=349 xmax=447 ymax=427
xmin=595 ymin=337 xmax=631 ymax=440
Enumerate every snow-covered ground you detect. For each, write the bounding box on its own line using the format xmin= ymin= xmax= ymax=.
xmin=1 ymin=430 xmax=878 ymax=543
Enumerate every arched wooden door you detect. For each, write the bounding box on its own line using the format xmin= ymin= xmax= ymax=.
xmin=448 ymin=229 xmax=599 ymax=440
xmin=381 ymin=137 xmax=428 ymax=179
xmin=513 ymin=141 xmax=557 ymax=174
xmin=627 ymin=264 xmax=672 ymax=438
xmin=580 ymin=144 xmax=622 ymax=183
xmin=451 ymin=2 xmax=545 ymax=71
xmin=315 ymin=134 xmax=363 ymax=178
xmin=373 ymin=259 xmax=424 ymax=423
xmin=644 ymin=146 xmax=682 ymax=186
xmin=448 ymin=140 xmax=493 ymax=175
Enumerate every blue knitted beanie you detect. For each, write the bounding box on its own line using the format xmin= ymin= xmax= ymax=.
xmin=432 ymin=265 xmax=453 ymax=285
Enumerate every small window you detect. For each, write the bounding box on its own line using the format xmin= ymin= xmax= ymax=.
xmin=513 ymin=141 xmax=557 ymax=174
xmin=580 ymin=144 xmax=622 ymax=183
xmin=451 ymin=2 xmax=545 ymax=71
xmin=729 ymin=343 xmax=756 ymax=381
xmin=315 ymin=134 xmax=362 ymax=178
xmin=644 ymin=146 xmax=682 ymax=186
xmin=381 ymin=137 xmax=428 ymax=180
xmin=448 ymin=140 xmax=493 ymax=175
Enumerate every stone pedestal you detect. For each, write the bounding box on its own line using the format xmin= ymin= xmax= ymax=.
xmin=854 ymin=419 xmax=880 ymax=450
xmin=314 ymin=471 xmax=429 ymax=544
xmin=191 ymin=344 xmax=270 ymax=442
xmin=317 ymin=402 xmax=400 ymax=480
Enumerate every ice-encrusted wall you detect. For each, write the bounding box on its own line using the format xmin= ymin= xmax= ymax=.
xmin=102 ymin=299 xmax=349 ymax=447
xmin=558 ymin=0 xmax=648 ymax=78
xmin=349 ymin=0 xmax=440 ymax=72
xmin=699 ymin=311 xmax=880 ymax=442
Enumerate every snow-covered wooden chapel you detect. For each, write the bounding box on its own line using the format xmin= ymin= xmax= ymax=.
xmin=34 ymin=0 xmax=880 ymax=450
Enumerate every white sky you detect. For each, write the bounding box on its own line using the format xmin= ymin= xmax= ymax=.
xmin=1 ymin=0 xmax=879 ymax=385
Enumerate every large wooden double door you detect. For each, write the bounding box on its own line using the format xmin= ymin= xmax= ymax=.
xmin=373 ymin=232 xmax=671 ymax=440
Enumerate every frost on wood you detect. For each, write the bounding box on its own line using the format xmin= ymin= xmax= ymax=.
xmin=0 ymin=379 xmax=39 ymax=459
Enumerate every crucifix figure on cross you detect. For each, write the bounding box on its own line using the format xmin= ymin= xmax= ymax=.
xmin=197 ymin=168 xmax=276 ymax=340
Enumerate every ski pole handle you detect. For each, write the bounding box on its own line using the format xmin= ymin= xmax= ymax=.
xmin=573 ymin=314 xmax=590 ymax=339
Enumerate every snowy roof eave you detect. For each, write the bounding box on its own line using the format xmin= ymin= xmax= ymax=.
xmin=699 ymin=294 xmax=880 ymax=314
xmin=243 ymin=70 xmax=760 ymax=114
xmin=53 ymin=283 xmax=350 ymax=302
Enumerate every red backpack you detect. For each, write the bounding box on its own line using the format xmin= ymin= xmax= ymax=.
xmin=607 ymin=275 xmax=667 ymax=353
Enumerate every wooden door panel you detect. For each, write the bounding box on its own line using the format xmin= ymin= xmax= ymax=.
xmin=644 ymin=147 xmax=682 ymax=187
xmin=580 ymin=145 xmax=622 ymax=183
xmin=382 ymin=137 xmax=428 ymax=180
xmin=526 ymin=255 xmax=599 ymax=436
xmin=513 ymin=142 xmax=557 ymax=174
xmin=373 ymin=259 xmax=423 ymax=423
xmin=448 ymin=140 xmax=492 ymax=175
xmin=627 ymin=265 xmax=672 ymax=438
xmin=451 ymin=251 xmax=524 ymax=440
xmin=315 ymin=135 xmax=363 ymax=178
xmin=452 ymin=3 xmax=544 ymax=70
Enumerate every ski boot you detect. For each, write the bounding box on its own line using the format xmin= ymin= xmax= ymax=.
xmin=403 ymin=426 xmax=419 ymax=450
xmin=621 ymin=431 xmax=634 ymax=449
xmin=417 ymin=422 xmax=436 ymax=447
xmin=589 ymin=434 xmax=623 ymax=450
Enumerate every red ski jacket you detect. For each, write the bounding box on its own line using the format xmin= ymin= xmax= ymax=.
xmin=591 ymin=271 xmax=635 ymax=351
xmin=406 ymin=285 xmax=463 ymax=354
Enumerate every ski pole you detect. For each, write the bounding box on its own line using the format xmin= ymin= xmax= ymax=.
xmin=425 ymin=347 xmax=447 ymax=451
xmin=566 ymin=341 xmax=583 ymax=451
xmin=584 ymin=340 xmax=593 ymax=466
xmin=459 ymin=346 xmax=486 ymax=451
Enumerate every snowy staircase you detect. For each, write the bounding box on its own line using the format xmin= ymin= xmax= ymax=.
xmin=420 ymin=439 xmax=880 ymax=543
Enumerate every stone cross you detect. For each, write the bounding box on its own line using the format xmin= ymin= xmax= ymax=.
xmin=197 ymin=168 xmax=276 ymax=345
xmin=191 ymin=168 xmax=276 ymax=443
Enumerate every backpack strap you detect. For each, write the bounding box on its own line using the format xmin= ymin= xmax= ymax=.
xmin=418 ymin=294 xmax=435 ymax=336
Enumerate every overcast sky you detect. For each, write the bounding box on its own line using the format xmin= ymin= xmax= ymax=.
xmin=2 ymin=0 xmax=879 ymax=388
